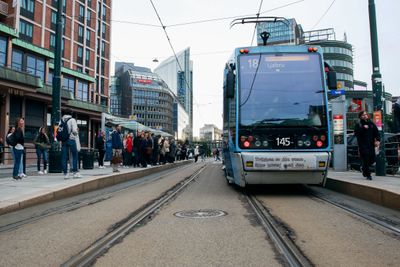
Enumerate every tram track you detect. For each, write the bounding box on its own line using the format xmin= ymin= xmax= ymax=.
xmin=61 ymin=165 xmax=206 ymax=267
xmin=0 ymin=163 xmax=198 ymax=233
xmin=246 ymin=194 xmax=312 ymax=267
xmin=309 ymin=189 xmax=400 ymax=236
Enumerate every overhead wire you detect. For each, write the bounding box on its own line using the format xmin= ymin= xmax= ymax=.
xmin=148 ymin=0 xmax=205 ymax=131
xmin=250 ymin=0 xmax=264 ymax=46
xmin=311 ymin=0 xmax=336 ymax=30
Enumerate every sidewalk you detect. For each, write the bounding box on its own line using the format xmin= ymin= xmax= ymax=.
xmin=0 ymin=161 xmax=191 ymax=216
xmin=326 ymin=170 xmax=400 ymax=210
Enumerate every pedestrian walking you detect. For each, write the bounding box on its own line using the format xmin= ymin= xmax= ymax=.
xmin=354 ymin=110 xmax=380 ymax=180
xmin=33 ymin=126 xmax=50 ymax=174
xmin=194 ymin=145 xmax=200 ymax=162
xmin=12 ymin=118 xmax=26 ymax=180
xmin=60 ymin=109 xmax=81 ymax=179
xmin=215 ymin=148 xmax=221 ymax=161
xmin=96 ymin=130 xmax=106 ymax=168
xmin=111 ymin=124 xmax=123 ymax=172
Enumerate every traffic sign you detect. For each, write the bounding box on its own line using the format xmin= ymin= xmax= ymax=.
xmin=330 ymin=89 xmax=345 ymax=96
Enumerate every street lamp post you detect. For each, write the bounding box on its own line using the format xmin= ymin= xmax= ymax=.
xmin=368 ymin=0 xmax=386 ymax=176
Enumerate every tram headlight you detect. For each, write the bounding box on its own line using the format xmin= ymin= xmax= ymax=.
xmin=304 ymin=140 xmax=311 ymax=147
xmin=316 ymin=140 xmax=323 ymax=147
xmin=297 ymin=140 xmax=304 ymax=146
xmin=243 ymin=141 xmax=251 ymax=148
xmin=255 ymin=140 xmax=261 ymax=147
xmin=262 ymin=140 xmax=269 ymax=147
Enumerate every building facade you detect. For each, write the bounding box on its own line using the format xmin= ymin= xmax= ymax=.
xmin=154 ymin=47 xmax=193 ymax=141
xmin=199 ymin=124 xmax=222 ymax=142
xmin=0 ymin=0 xmax=111 ymax=148
xmin=256 ymin=18 xmax=304 ymax=45
xmin=112 ymin=62 xmax=175 ymax=135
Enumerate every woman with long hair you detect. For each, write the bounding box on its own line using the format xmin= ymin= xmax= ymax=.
xmin=13 ymin=118 xmax=26 ymax=180
xmin=34 ymin=126 xmax=50 ymax=174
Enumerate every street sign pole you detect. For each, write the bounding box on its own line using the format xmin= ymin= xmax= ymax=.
xmin=368 ymin=0 xmax=385 ymax=176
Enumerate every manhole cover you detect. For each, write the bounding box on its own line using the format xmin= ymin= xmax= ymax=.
xmin=174 ymin=209 xmax=227 ymax=219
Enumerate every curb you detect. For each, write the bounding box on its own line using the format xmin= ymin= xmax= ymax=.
xmin=0 ymin=161 xmax=191 ymax=216
xmin=325 ymin=177 xmax=400 ymax=211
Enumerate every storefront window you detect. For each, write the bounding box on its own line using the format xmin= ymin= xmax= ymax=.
xmin=0 ymin=36 xmax=7 ymax=67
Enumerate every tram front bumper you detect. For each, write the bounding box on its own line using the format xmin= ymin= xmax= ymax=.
xmin=239 ymin=152 xmax=330 ymax=185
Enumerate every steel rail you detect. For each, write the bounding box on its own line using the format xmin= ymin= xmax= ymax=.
xmin=311 ymin=193 xmax=400 ymax=236
xmin=246 ymin=194 xmax=312 ymax=267
xmin=61 ymin=165 xmax=206 ymax=267
xmin=0 ymin=163 xmax=197 ymax=233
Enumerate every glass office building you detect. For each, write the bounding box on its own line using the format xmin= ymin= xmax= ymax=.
xmin=154 ymin=48 xmax=193 ymax=141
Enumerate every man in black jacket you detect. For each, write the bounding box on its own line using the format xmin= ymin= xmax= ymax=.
xmin=354 ymin=110 xmax=381 ymax=180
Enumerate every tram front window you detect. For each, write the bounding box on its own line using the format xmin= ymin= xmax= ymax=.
xmin=239 ymin=53 xmax=327 ymax=129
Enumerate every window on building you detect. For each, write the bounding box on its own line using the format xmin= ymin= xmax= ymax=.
xmin=50 ymin=10 xmax=57 ymax=30
xmin=26 ymin=55 xmax=45 ymax=80
xmin=78 ymin=25 xmax=84 ymax=43
xmin=47 ymin=71 xmax=53 ymax=85
xmin=0 ymin=36 xmax=7 ymax=67
xmin=85 ymin=28 xmax=91 ymax=46
xmin=101 ymin=41 xmax=105 ymax=57
xmin=19 ymin=19 xmax=34 ymax=42
xmin=85 ymin=49 xmax=90 ymax=67
xmin=88 ymin=0 xmax=92 ymax=8
xmin=79 ymin=5 xmax=85 ymax=23
xmin=50 ymin=33 xmax=56 ymax=51
xmin=21 ymin=0 xmax=35 ymax=19
xmin=102 ymin=22 xmax=106 ymax=38
xmin=101 ymin=59 xmax=105 ymax=74
xmin=77 ymin=80 xmax=88 ymax=101
xmin=77 ymin=45 xmax=83 ymax=64
xmin=63 ymin=75 xmax=75 ymax=93
xmin=102 ymin=4 xmax=106 ymax=20
xmin=100 ymin=77 xmax=105 ymax=94
xmin=11 ymin=50 xmax=23 ymax=71
xmin=86 ymin=9 xmax=91 ymax=27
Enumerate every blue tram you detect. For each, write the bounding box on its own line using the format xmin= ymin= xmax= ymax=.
xmin=222 ymin=43 xmax=337 ymax=187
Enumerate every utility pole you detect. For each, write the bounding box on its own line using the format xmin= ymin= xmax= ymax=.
xmin=51 ymin=0 xmax=63 ymax=129
xmin=368 ymin=0 xmax=386 ymax=176
xmin=48 ymin=0 xmax=63 ymax=173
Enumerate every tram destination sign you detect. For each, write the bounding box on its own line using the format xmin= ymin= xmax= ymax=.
xmin=248 ymin=154 xmax=317 ymax=170
xmin=330 ymin=89 xmax=345 ymax=96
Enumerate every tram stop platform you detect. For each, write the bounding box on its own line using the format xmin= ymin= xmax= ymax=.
xmin=325 ymin=170 xmax=400 ymax=211
xmin=0 ymin=161 xmax=191 ymax=216
xmin=0 ymin=163 xmax=399 ymax=216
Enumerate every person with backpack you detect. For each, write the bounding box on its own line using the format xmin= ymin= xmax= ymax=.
xmin=12 ymin=118 xmax=26 ymax=180
xmin=33 ymin=126 xmax=50 ymax=175
xmin=59 ymin=109 xmax=81 ymax=179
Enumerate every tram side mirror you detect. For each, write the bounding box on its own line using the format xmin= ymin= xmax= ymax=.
xmin=226 ymin=70 xmax=235 ymax=98
xmin=327 ymin=71 xmax=337 ymax=90
xmin=324 ymin=62 xmax=337 ymax=90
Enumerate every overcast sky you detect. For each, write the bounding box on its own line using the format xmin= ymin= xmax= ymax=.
xmin=111 ymin=0 xmax=399 ymax=137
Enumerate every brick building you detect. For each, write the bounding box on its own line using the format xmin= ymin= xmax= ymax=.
xmin=0 ymin=0 xmax=111 ymax=153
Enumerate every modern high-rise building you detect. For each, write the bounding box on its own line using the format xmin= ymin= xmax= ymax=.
xmin=154 ymin=47 xmax=193 ymax=141
xmin=256 ymin=18 xmax=304 ymax=45
xmin=112 ymin=62 xmax=175 ymax=135
xmin=0 ymin=0 xmax=110 ymax=147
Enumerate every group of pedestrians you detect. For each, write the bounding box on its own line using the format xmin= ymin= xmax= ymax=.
xmin=107 ymin=124 xmax=188 ymax=172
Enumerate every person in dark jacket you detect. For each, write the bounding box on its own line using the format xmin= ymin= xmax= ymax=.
xmin=111 ymin=125 xmax=123 ymax=172
xmin=13 ymin=118 xmax=25 ymax=180
xmin=96 ymin=130 xmax=106 ymax=168
xmin=34 ymin=126 xmax=50 ymax=174
xmin=354 ymin=110 xmax=381 ymax=180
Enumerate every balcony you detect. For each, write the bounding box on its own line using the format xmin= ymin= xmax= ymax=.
xmin=0 ymin=1 xmax=7 ymax=17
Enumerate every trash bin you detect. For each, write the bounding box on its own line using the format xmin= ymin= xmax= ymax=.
xmin=48 ymin=145 xmax=62 ymax=173
xmin=79 ymin=149 xmax=94 ymax=169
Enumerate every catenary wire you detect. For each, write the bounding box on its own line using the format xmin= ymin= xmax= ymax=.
xmin=311 ymin=0 xmax=336 ymax=30
xmin=250 ymin=0 xmax=264 ymax=46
